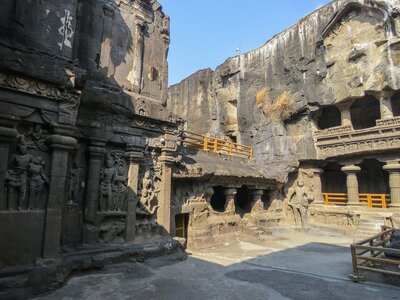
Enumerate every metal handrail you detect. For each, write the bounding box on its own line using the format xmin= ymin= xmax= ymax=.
xmin=179 ymin=130 xmax=253 ymax=159
xmin=323 ymin=193 xmax=391 ymax=208
xmin=350 ymin=226 xmax=400 ymax=282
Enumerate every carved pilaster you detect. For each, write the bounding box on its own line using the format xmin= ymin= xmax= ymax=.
xmin=378 ymin=91 xmax=394 ymax=120
xmin=43 ymin=134 xmax=77 ymax=258
xmin=312 ymin=168 xmax=324 ymax=204
xmin=157 ymin=151 xmax=174 ymax=235
xmin=85 ymin=142 xmax=107 ymax=223
xmin=337 ymin=102 xmax=352 ymax=127
xmin=250 ymin=189 xmax=264 ymax=214
xmin=341 ymin=165 xmax=361 ymax=205
xmin=0 ymin=120 xmax=18 ymax=210
xmin=125 ymin=147 xmax=143 ymax=242
xmin=383 ymin=161 xmax=400 ymax=207
xmin=224 ymin=188 xmax=237 ymax=216
xmin=129 ymin=18 xmax=146 ymax=91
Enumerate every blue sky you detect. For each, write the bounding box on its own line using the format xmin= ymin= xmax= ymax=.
xmin=162 ymin=0 xmax=331 ymax=86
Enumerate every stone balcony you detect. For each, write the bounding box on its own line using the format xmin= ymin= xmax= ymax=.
xmin=315 ymin=116 xmax=400 ymax=158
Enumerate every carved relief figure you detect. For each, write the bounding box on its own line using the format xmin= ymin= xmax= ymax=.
xmin=99 ymin=153 xmax=116 ymax=211
xmin=5 ymin=137 xmax=33 ymax=210
xmin=286 ymin=177 xmax=314 ymax=230
xmin=27 ymin=157 xmax=48 ymax=210
xmin=138 ymin=170 xmax=160 ymax=215
xmin=99 ymin=152 xmax=129 ymax=212
xmin=112 ymin=165 xmax=128 ymax=211
xmin=68 ymin=162 xmax=85 ymax=205
xmin=27 ymin=124 xmax=48 ymax=152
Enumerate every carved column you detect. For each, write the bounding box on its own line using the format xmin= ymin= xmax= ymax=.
xmin=312 ymin=168 xmax=324 ymax=204
xmin=379 ymin=92 xmax=394 ymax=120
xmin=158 ymin=150 xmax=175 ymax=235
xmin=250 ymin=189 xmax=264 ymax=214
xmin=43 ymin=134 xmax=77 ymax=258
xmin=338 ymin=102 xmax=352 ymax=127
xmin=85 ymin=141 xmax=106 ymax=223
xmin=224 ymin=188 xmax=237 ymax=216
xmin=130 ymin=18 xmax=145 ymax=91
xmin=100 ymin=4 xmax=115 ymax=77
xmin=383 ymin=161 xmax=400 ymax=207
xmin=125 ymin=147 xmax=143 ymax=242
xmin=0 ymin=118 xmax=18 ymax=210
xmin=341 ymin=165 xmax=361 ymax=205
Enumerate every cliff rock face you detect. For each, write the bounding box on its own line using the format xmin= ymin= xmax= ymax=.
xmin=168 ymin=0 xmax=400 ymax=182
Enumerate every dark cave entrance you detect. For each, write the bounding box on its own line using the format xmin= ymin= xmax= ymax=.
xmin=210 ymin=186 xmax=226 ymax=212
xmin=318 ymin=106 xmax=342 ymax=129
xmin=350 ymin=96 xmax=380 ymax=130
xmin=236 ymin=185 xmax=252 ymax=215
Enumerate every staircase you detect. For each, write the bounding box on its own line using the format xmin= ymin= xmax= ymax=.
xmin=353 ymin=214 xmax=386 ymax=243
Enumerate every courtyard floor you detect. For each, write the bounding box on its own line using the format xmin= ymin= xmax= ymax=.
xmin=37 ymin=228 xmax=400 ymax=300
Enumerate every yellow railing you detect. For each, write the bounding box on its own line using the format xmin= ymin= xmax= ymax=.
xmin=323 ymin=193 xmax=391 ymax=208
xmin=359 ymin=194 xmax=390 ymax=209
xmin=179 ymin=131 xmax=253 ymax=159
xmin=323 ymin=193 xmax=348 ymax=206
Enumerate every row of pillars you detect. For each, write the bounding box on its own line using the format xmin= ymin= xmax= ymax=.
xmin=313 ymin=162 xmax=400 ymax=207
xmin=338 ymin=92 xmax=395 ymax=127
xmin=223 ymin=188 xmax=265 ymax=214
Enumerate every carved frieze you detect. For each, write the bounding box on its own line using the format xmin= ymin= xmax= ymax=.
xmin=376 ymin=116 xmax=400 ymax=127
xmin=314 ymin=125 xmax=352 ymax=137
xmin=99 ymin=151 xmax=129 ymax=212
xmin=318 ymin=137 xmax=400 ymax=158
xmin=4 ymin=136 xmax=48 ymax=210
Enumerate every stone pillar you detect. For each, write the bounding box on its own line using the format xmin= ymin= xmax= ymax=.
xmin=85 ymin=142 xmax=106 ymax=223
xmin=157 ymin=151 xmax=175 ymax=235
xmin=125 ymin=147 xmax=143 ymax=242
xmin=312 ymin=168 xmax=324 ymax=204
xmin=341 ymin=165 xmax=361 ymax=205
xmin=224 ymin=188 xmax=237 ymax=216
xmin=129 ymin=18 xmax=145 ymax=91
xmin=383 ymin=161 xmax=400 ymax=207
xmin=379 ymin=92 xmax=394 ymax=120
xmin=0 ymin=119 xmax=18 ymax=210
xmin=250 ymin=189 xmax=264 ymax=214
xmin=43 ymin=135 xmax=77 ymax=258
xmin=338 ymin=102 xmax=352 ymax=127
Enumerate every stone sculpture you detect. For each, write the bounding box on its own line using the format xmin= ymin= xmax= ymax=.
xmin=138 ymin=170 xmax=160 ymax=215
xmin=5 ymin=137 xmax=33 ymax=210
xmin=99 ymin=152 xmax=129 ymax=212
xmin=286 ymin=177 xmax=314 ymax=230
xmin=68 ymin=163 xmax=85 ymax=205
xmin=27 ymin=157 xmax=48 ymax=210
xmin=113 ymin=164 xmax=128 ymax=211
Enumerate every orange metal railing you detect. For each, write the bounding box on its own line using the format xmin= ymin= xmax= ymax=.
xmin=323 ymin=193 xmax=348 ymax=205
xmin=179 ymin=131 xmax=253 ymax=159
xmin=359 ymin=194 xmax=390 ymax=209
xmin=323 ymin=193 xmax=391 ymax=208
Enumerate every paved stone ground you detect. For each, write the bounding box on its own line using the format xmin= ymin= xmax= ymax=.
xmin=37 ymin=228 xmax=400 ymax=300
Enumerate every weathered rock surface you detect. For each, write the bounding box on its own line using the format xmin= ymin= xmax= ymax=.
xmin=168 ymin=0 xmax=400 ymax=182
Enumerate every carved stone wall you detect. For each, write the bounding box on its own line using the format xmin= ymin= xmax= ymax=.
xmin=0 ymin=0 xmax=178 ymax=268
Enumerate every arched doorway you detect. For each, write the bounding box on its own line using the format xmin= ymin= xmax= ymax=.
xmin=350 ymin=96 xmax=380 ymax=129
xmin=318 ymin=106 xmax=342 ymax=129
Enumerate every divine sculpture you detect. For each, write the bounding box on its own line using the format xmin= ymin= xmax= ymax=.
xmin=286 ymin=177 xmax=314 ymax=230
